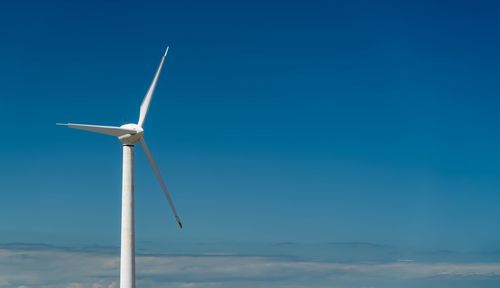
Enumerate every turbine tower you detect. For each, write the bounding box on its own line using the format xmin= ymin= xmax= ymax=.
xmin=58 ymin=47 xmax=181 ymax=288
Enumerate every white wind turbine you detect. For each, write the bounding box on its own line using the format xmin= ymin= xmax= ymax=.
xmin=58 ymin=47 xmax=181 ymax=288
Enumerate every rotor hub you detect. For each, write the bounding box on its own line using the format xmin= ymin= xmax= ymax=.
xmin=119 ymin=123 xmax=144 ymax=145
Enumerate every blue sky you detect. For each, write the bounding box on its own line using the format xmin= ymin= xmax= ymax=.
xmin=0 ymin=0 xmax=499 ymax=286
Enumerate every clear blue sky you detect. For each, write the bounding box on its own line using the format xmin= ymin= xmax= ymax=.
xmin=0 ymin=0 xmax=499 ymax=254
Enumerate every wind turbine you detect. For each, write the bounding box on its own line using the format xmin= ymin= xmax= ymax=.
xmin=58 ymin=47 xmax=181 ymax=288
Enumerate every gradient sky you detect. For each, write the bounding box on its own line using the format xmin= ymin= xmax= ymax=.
xmin=0 ymin=0 xmax=499 ymax=257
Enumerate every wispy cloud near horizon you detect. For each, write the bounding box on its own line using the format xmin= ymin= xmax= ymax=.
xmin=1 ymin=243 xmax=500 ymax=288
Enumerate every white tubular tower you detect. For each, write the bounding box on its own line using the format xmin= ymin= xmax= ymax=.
xmin=121 ymin=144 xmax=135 ymax=288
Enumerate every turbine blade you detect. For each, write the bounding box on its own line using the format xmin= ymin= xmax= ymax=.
xmin=138 ymin=47 xmax=169 ymax=127
xmin=57 ymin=123 xmax=136 ymax=137
xmin=139 ymin=137 xmax=183 ymax=229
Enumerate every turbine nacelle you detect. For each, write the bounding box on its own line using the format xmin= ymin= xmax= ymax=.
xmin=119 ymin=123 xmax=144 ymax=145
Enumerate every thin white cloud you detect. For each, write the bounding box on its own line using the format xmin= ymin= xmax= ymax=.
xmin=0 ymin=245 xmax=499 ymax=288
